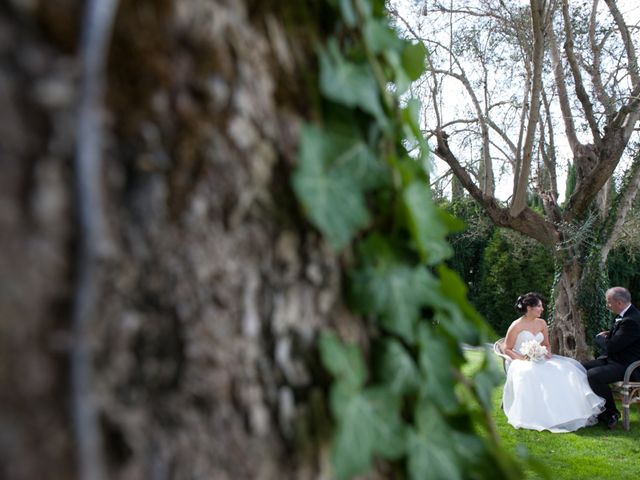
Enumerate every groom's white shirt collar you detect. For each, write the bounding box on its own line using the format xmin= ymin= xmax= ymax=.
xmin=617 ymin=304 xmax=632 ymax=320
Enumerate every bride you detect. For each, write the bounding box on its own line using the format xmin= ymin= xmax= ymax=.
xmin=501 ymin=292 xmax=605 ymax=432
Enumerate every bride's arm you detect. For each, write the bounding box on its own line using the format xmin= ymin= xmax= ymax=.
xmin=541 ymin=321 xmax=552 ymax=358
xmin=504 ymin=325 xmax=525 ymax=360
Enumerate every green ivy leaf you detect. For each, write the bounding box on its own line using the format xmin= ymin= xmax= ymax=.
xmin=363 ymin=18 xmax=403 ymax=54
xmin=351 ymin=237 xmax=439 ymax=342
xmin=437 ymin=208 xmax=466 ymax=233
xmin=472 ymin=364 xmax=502 ymax=411
xmin=319 ymin=331 xmax=367 ymax=390
xmin=400 ymin=99 xmax=430 ymax=164
xmin=385 ymin=49 xmax=412 ymax=94
xmin=365 ymin=387 xmax=407 ymax=459
xmin=437 ymin=265 xmax=494 ymax=342
xmin=331 ymin=394 xmax=373 ymax=479
xmin=407 ymin=402 xmax=463 ymax=480
xmin=331 ymin=139 xmax=390 ymax=190
xmin=338 ymin=0 xmax=357 ymax=26
xmin=473 ymin=347 xmax=503 ymax=411
xmin=376 ymin=338 xmax=420 ymax=395
xmin=450 ymin=430 xmax=491 ymax=474
xmin=331 ymin=386 xmax=407 ymax=480
xmin=420 ymin=282 xmax=479 ymax=344
xmin=403 ymin=180 xmax=454 ymax=265
xmin=370 ymin=0 xmax=386 ymax=16
xmin=351 ymin=264 xmax=423 ymax=341
xmin=395 ymin=150 xmax=429 ymax=184
xmin=416 ymin=324 xmax=458 ymax=410
xmin=292 ymin=125 xmax=375 ymax=249
xmin=319 ymin=43 xmax=388 ymax=128
xmin=401 ymin=41 xmax=428 ymax=81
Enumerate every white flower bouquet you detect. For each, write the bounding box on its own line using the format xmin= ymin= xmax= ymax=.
xmin=519 ymin=339 xmax=548 ymax=361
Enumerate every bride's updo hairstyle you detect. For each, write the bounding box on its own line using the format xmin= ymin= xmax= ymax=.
xmin=515 ymin=292 xmax=544 ymax=313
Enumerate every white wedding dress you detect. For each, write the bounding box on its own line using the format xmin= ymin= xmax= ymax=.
xmin=502 ymin=330 xmax=605 ymax=432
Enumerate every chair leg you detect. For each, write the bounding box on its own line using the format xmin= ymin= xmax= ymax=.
xmin=623 ymin=391 xmax=630 ymax=431
xmin=623 ymin=406 xmax=629 ymax=430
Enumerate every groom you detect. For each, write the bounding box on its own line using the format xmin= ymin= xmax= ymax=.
xmin=583 ymin=287 xmax=640 ymax=429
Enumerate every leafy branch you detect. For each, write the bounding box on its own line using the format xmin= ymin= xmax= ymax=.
xmin=293 ymin=1 xmax=529 ymax=478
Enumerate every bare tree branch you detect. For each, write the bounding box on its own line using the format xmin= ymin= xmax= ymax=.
xmin=588 ymin=0 xmax=616 ymax=120
xmin=549 ymin=15 xmax=580 ymax=152
xmin=424 ymin=40 xmax=495 ymax=193
xmin=510 ymin=0 xmax=547 ymax=216
xmin=434 ymin=129 xmax=559 ymax=245
xmin=604 ymin=0 xmax=640 ymax=90
xmin=601 ymin=153 xmax=640 ymax=261
xmin=561 ymin=0 xmax=602 ymax=143
xmin=540 ymin=89 xmax=558 ymax=196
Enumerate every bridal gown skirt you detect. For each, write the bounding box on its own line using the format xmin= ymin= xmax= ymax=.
xmin=502 ymin=355 xmax=605 ymax=432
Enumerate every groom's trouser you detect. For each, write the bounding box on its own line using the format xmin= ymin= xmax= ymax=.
xmin=582 ymin=358 xmax=626 ymax=416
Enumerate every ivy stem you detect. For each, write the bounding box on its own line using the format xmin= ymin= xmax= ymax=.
xmin=352 ymin=0 xmax=395 ymax=114
xmin=350 ymin=1 xmax=403 ymax=195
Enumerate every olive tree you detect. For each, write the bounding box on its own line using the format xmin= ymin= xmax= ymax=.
xmin=392 ymin=0 xmax=640 ymax=358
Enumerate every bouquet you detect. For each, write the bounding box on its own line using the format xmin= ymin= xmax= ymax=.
xmin=519 ymin=339 xmax=547 ymax=361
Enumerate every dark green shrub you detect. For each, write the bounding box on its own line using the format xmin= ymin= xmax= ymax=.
xmin=475 ymin=229 xmax=555 ymax=335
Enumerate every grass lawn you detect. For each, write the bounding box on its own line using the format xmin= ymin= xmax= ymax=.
xmin=464 ymin=348 xmax=640 ymax=480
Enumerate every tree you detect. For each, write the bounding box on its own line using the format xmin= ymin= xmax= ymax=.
xmin=0 ymin=1 xmax=352 ymax=478
xmin=0 ymin=1 xmax=521 ymax=480
xmin=391 ymin=0 xmax=640 ymax=359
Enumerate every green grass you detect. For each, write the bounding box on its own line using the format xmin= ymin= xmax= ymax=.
xmin=463 ymin=348 xmax=640 ymax=480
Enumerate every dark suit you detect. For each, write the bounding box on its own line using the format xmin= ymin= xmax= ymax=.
xmin=583 ymin=304 xmax=640 ymax=417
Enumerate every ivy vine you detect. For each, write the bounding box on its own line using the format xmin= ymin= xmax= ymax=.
xmin=574 ymin=163 xmax=640 ymax=347
xmin=293 ymin=1 xmax=529 ymax=478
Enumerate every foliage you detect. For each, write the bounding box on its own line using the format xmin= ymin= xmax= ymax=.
xmin=607 ymin=149 xmax=640 ymax=254
xmin=293 ymin=0 xmax=523 ymax=478
xmin=577 ymin=157 xmax=640 ymax=348
xmin=443 ymin=197 xmax=495 ymax=305
xmin=607 ymin=246 xmax=640 ymax=298
xmin=574 ymin=249 xmax=610 ymax=350
xmin=476 ymin=229 xmax=555 ymax=335
xmin=604 ymin=184 xmax=640 ymax=332
xmin=440 ymin=198 xmax=555 ymax=335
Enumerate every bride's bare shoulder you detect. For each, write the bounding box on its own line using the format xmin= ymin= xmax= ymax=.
xmin=506 ymin=318 xmax=523 ymax=334
xmin=537 ymin=318 xmax=549 ymax=328
xmin=510 ymin=317 xmax=524 ymax=327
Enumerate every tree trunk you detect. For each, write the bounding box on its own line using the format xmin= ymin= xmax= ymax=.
xmin=0 ymin=2 xmax=372 ymax=479
xmin=549 ymin=259 xmax=591 ymax=360
xmin=451 ymin=174 xmax=464 ymax=200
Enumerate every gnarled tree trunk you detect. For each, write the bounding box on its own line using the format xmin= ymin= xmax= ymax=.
xmin=549 ymin=258 xmax=591 ymax=360
xmin=0 ymin=2 xmax=372 ymax=479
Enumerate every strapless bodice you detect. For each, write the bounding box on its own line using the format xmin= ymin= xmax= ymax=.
xmin=514 ymin=330 xmax=543 ymax=354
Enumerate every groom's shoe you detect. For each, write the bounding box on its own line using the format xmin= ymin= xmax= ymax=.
xmin=605 ymin=412 xmax=621 ymax=430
